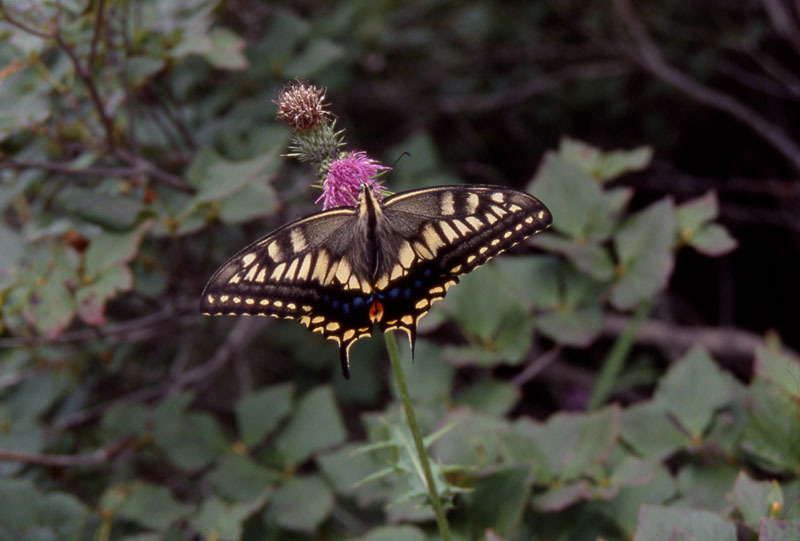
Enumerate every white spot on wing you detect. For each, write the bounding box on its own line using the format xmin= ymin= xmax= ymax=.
xmin=439 ymin=222 xmax=459 ymax=243
xmin=441 ymin=191 xmax=455 ymax=215
xmin=267 ymin=241 xmax=282 ymax=262
xmin=290 ymin=229 xmax=307 ymax=253
xmin=242 ymin=253 xmax=256 ymax=267
xmin=465 ymin=193 xmax=479 ymax=213
xmin=398 ymin=240 xmax=415 ymax=268
xmin=452 ymin=219 xmax=471 ymax=236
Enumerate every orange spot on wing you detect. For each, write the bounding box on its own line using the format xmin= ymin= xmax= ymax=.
xmin=369 ymin=299 xmax=384 ymax=323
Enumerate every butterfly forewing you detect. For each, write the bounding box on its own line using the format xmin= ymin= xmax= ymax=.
xmin=200 ymin=207 xmax=375 ymax=377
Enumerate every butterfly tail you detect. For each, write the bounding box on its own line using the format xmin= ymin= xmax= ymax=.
xmin=339 ymin=346 xmax=351 ymax=379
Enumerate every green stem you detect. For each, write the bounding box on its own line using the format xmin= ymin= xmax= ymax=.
xmin=587 ymin=300 xmax=653 ymax=410
xmin=384 ymin=332 xmax=451 ymax=541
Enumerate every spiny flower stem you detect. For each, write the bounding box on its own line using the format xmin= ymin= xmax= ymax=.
xmin=384 ymin=332 xmax=451 ymax=541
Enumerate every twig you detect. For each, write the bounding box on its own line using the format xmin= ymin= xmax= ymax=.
xmin=510 ymin=345 xmax=564 ymax=387
xmin=601 ymin=313 xmax=775 ymax=359
xmin=439 ymin=61 xmax=630 ymax=113
xmin=612 ymin=0 xmax=800 ymax=175
xmin=0 ymin=436 xmax=132 ymax=468
xmin=0 ymin=300 xmax=197 ymax=348
xmin=0 ymin=159 xmax=140 ymax=178
xmin=760 ymin=0 xmax=800 ymax=57
xmin=52 ymin=317 xmax=263 ymax=432
xmin=87 ymin=0 xmax=106 ymax=70
xmin=114 ymin=148 xmax=195 ymax=193
xmin=170 ymin=317 xmax=261 ymax=393
xmin=0 ymin=3 xmax=55 ymax=39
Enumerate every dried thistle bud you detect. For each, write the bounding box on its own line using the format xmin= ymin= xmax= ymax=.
xmin=275 ymin=79 xmax=330 ymax=131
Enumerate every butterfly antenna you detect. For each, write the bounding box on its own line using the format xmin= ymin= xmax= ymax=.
xmin=390 ymin=151 xmax=411 ymax=169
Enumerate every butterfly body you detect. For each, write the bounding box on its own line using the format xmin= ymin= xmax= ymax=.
xmin=201 ymin=184 xmax=552 ymax=378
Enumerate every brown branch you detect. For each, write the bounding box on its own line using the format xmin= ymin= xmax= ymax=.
xmin=511 ymin=345 xmax=564 ymax=387
xmin=0 ymin=300 xmax=197 ymax=349
xmin=0 ymin=436 xmax=132 ymax=468
xmin=601 ymin=314 xmax=775 ymax=359
xmin=612 ymin=0 xmax=800 ymax=175
xmin=0 ymin=159 xmax=140 ymax=178
xmin=87 ymin=0 xmax=106 ymax=70
xmin=439 ymin=61 xmax=630 ymax=113
xmin=0 ymin=3 xmax=55 ymax=39
xmin=52 ymin=318 xmax=263 ymax=432
xmin=761 ymin=0 xmax=800 ymax=57
xmin=114 ymin=149 xmax=195 ymax=193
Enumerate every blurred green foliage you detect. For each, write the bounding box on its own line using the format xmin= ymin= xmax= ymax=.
xmin=0 ymin=1 xmax=798 ymax=540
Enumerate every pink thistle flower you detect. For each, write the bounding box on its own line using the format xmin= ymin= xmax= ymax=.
xmin=316 ymin=151 xmax=389 ymax=210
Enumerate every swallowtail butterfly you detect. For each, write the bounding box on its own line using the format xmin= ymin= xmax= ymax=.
xmin=201 ymin=185 xmax=552 ymax=378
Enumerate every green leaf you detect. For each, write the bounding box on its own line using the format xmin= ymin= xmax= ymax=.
xmin=445 ymin=264 xmax=534 ymax=363
xmin=390 ymin=339 xmax=454 ymax=403
xmin=206 ymin=28 xmax=249 ymax=70
xmin=536 ymin=306 xmax=604 ymax=347
xmin=317 ymin=443 xmax=382 ymax=501
xmin=508 ymin=406 xmax=619 ymax=482
xmin=727 ymin=471 xmax=783 ymax=532
xmin=206 ymin=454 xmax=279 ymax=502
xmin=676 ymin=191 xmax=719 ymax=234
xmin=653 ymin=347 xmax=732 ymax=438
xmin=218 ymin=181 xmax=279 ymax=224
xmin=455 ymin=379 xmax=520 ymax=416
xmin=620 ymin=400 xmax=693 ymax=460
xmin=355 ymin=525 xmax=426 ymax=541
xmin=263 ymin=475 xmax=334 ymax=533
xmin=59 ymin=186 xmax=147 ymax=230
xmin=258 ymin=12 xmax=309 ymax=62
xmin=753 ymin=347 xmax=800 ymax=397
xmin=0 ymin=418 xmax=44 ymax=476
xmin=235 ymin=383 xmax=294 ymax=446
xmin=75 ymin=265 xmax=134 ymax=325
xmin=611 ymin=198 xmax=676 ymax=309
xmin=112 ymin=482 xmax=193 ymax=531
xmin=740 ymin=379 xmax=800 ymax=474
xmin=527 ymin=153 xmax=604 ymax=240
xmin=189 ymin=495 xmax=267 ymax=541
xmin=284 ymin=38 xmax=346 ymax=78
xmin=155 ymin=411 xmax=229 ymax=471
xmin=0 ymin=226 xmax=23 ymax=271
xmin=558 ymin=137 xmax=653 ymax=182
xmin=633 ymin=505 xmax=736 ymax=541
xmin=463 ymin=466 xmax=530 ymax=538
xmin=101 ymin=402 xmax=149 ymax=440
xmin=84 ymin=229 xmax=144 ymax=278
xmin=24 ymin=278 xmax=75 ymax=339
xmin=759 ymin=518 xmax=800 ymax=540
xmin=434 ymin=408 xmax=509 ymax=467
xmin=38 ymin=492 xmax=93 ymax=540
xmin=187 ymin=149 xmax=278 ymax=205
xmin=599 ymin=462 xmax=676 ymax=537
xmin=173 ymin=27 xmax=249 ymax=70
xmin=125 ymin=56 xmax=166 ymax=87
xmin=675 ymin=463 xmax=739 ymax=512
xmin=689 ymin=224 xmax=738 ymax=256
xmin=0 ymin=479 xmax=39 ymax=531
xmin=275 ymin=385 xmax=346 ymax=464
xmin=531 ymin=234 xmax=615 ymax=281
